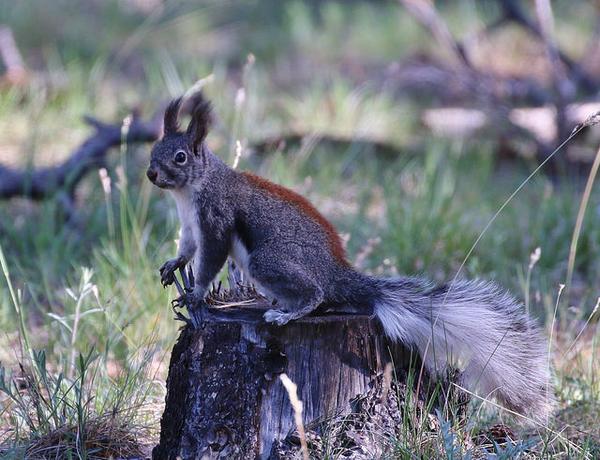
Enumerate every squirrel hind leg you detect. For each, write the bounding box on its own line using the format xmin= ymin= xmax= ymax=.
xmin=262 ymin=281 xmax=324 ymax=325
xmin=264 ymin=293 xmax=323 ymax=325
xmin=249 ymin=258 xmax=324 ymax=325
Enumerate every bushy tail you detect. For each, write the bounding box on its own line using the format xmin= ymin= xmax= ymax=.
xmin=371 ymin=276 xmax=554 ymax=421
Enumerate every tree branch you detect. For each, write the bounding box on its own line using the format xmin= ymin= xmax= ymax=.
xmin=398 ymin=0 xmax=473 ymax=70
xmin=0 ymin=112 xmax=161 ymax=200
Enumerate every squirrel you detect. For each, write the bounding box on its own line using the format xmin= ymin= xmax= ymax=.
xmin=146 ymin=92 xmax=554 ymax=421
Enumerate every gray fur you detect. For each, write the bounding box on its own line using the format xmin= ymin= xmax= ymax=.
xmin=148 ymin=93 xmax=555 ymax=422
xmin=372 ymin=277 xmax=555 ymax=421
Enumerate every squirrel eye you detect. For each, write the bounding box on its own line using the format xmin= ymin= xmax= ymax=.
xmin=174 ymin=150 xmax=187 ymax=164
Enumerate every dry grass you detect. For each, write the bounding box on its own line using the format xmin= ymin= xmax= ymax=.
xmin=20 ymin=415 xmax=150 ymax=460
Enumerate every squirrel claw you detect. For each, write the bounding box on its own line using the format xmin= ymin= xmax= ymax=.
xmin=160 ymin=271 xmax=175 ymax=287
xmin=171 ymin=290 xmax=198 ymax=309
xmin=160 ymin=257 xmax=184 ymax=287
xmin=173 ymin=309 xmax=192 ymax=325
xmin=171 ymin=291 xmax=208 ymax=329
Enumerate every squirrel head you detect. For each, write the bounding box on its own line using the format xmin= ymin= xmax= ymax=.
xmin=147 ymin=93 xmax=212 ymax=189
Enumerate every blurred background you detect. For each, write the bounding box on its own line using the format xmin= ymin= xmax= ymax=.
xmin=0 ymin=0 xmax=599 ymax=457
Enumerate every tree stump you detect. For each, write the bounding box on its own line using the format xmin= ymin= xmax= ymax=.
xmin=152 ymin=304 xmax=416 ymax=460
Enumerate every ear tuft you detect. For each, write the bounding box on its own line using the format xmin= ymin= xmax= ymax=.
xmin=186 ymin=92 xmax=213 ymax=153
xmin=163 ymin=97 xmax=183 ymax=136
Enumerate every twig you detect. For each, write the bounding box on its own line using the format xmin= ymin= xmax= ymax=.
xmin=280 ymin=374 xmax=309 ymax=460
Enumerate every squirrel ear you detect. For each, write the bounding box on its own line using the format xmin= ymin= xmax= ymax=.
xmin=186 ymin=92 xmax=213 ymax=154
xmin=163 ymin=97 xmax=183 ymax=136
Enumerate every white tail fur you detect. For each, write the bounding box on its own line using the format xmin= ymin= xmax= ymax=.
xmin=373 ymin=277 xmax=554 ymax=421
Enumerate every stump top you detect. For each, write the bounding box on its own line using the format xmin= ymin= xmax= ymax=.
xmin=204 ymin=302 xmax=373 ymax=324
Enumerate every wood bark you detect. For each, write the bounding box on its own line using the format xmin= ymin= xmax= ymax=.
xmin=152 ymin=305 xmax=416 ymax=460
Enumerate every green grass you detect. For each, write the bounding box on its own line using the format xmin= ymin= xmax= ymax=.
xmin=0 ymin=0 xmax=599 ymax=457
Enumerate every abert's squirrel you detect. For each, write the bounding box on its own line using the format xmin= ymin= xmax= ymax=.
xmin=147 ymin=93 xmax=554 ymax=421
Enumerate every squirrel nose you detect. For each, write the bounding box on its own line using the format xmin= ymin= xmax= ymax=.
xmin=146 ymin=167 xmax=158 ymax=182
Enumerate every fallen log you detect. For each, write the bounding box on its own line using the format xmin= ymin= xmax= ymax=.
xmin=151 ymin=304 xmax=419 ymax=460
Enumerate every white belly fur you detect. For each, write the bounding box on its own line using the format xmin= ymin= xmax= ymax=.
xmin=171 ymin=188 xmax=202 ymax=275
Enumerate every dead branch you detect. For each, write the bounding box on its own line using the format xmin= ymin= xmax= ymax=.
xmin=497 ymin=0 xmax=598 ymax=93
xmin=534 ymin=0 xmax=571 ymax=143
xmin=387 ymin=56 xmax=552 ymax=106
xmin=395 ymin=1 xmax=557 ymax=107
xmin=249 ymin=131 xmax=404 ymax=158
xmin=396 ymin=0 xmax=600 ymax=170
xmin=0 ymin=25 xmax=27 ymax=86
xmin=396 ymin=1 xmax=549 ymax=156
xmin=0 ymin=112 xmax=161 ymax=200
xmin=398 ymin=0 xmax=472 ymax=69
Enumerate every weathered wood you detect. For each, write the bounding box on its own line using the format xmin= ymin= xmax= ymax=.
xmin=152 ymin=305 xmax=417 ymax=460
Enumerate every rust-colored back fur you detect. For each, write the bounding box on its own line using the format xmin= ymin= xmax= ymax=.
xmin=242 ymin=172 xmax=349 ymax=265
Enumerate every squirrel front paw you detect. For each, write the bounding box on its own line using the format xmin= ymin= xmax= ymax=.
xmin=159 ymin=257 xmax=185 ymax=287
